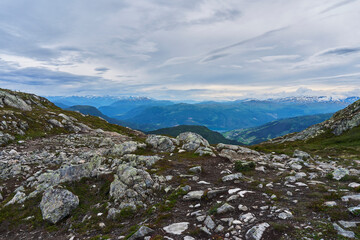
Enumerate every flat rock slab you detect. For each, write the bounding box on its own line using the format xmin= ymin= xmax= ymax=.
xmin=163 ymin=222 xmax=189 ymax=235
xmin=183 ymin=190 xmax=204 ymax=200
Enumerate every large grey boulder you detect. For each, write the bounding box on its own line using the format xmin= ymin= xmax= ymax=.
xmin=177 ymin=132 xmax=210 ymax=151
xmin=40 ymin=188 xmax=79 ymax=224
xmin=109 ymin=163 xmax=157 ymax=208
xmin=146 ymin=135 xmax=177 ymax=152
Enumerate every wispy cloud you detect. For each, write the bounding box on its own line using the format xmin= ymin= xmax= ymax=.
xmin=321 ymin=0 xmax=358 ymax=14
xmin=0 ymin=1 xmax=359 ymax=100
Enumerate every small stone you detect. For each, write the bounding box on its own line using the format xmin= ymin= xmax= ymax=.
xmin=240 ymin=213 xmax=256 ymax=223
xmin=189 ymin=166 xmax=202 ymax=174
xmin=184 ymin=236 xmax=195 ymax=240
xmin=278 ymin=210 xmax=293 ymax=220
xmin=215 ymin=225 xmax=225 ymax=233
xmin=324 ymin=201 xmax=337 ymax=207
xmin=217 ymin=203 xmax=235 ymax=214
xmin=228 ymin=188 xmax=241 ymax=195
xmin=204 ymin=216 xmax=216 ymax=230
xmin=99 ymin=222 xmax=105 ymax=228
xmin=128 ymin=226 xmax=154 ymax=240
xmin=238 ymin=204 xmax=248 ymax=211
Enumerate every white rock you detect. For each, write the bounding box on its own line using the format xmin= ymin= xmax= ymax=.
xmin=333 ymin=223 xmax=355 ymax=238
xmin=238 ymin=204 xmax=249 ymax=211
xmin=183 ymin=191 xmax=204 ymax=200
xmin=348 ymin=182 xmax=360 ymax=188
xmin=324 ymin=201 xmax=337 ymax=207
xmin=240 ymin=213 xmax=256 ymax=223
xmin=163 ymin=222 xmax=190 ymax=235
xmin=342 ymin=194 xmax=360 ymax=202
xmin=228 ymin=188 xmax=241 ymax=195
xmin=278 ymin=210 xmax=293 ymax=220
xmin=245 ymin=222 xmax=270 ymax=240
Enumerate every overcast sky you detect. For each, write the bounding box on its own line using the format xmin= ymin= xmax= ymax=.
xmin=0 ymin=0 xmax=360 ymax=100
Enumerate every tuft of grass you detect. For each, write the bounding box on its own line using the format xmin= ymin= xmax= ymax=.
xmin=208 ymin=202 xmax=223 ymax=215
xmin=234 ymin=161 xmax=256 ymax=172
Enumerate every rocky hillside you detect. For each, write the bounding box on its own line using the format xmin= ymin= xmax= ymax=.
xmin=271 ymin=99 xmax=360 ymax=143
xmin=1 ymin=89 xmax=360 ymax=240
xmin=0 ymin=88 xmax=140 ymax=146
xmin=256 ymin=99 xmax=360 ymax=159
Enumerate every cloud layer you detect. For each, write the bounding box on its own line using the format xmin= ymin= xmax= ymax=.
xmin=0 ymin=0 xmax=360 ymax=100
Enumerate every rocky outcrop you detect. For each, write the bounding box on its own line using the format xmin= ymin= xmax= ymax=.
xmin=40 ymin=188 xmax=79 ymax=224
xmin=0 ymin=90 xmax=32 ymax=111
xmin=217 ymin=143 xmax=263 ymax=162
xmin=177 ymin=132 xmax=210 ymax=151
xmin=105 ymin=141 xmax=146 ymax=156
xmin=146 ymin=134 xmax=177 ymax=152
xmin=271 ymin=99 xmax=360 ymax=143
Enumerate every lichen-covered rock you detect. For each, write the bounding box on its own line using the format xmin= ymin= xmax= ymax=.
xmin=177 ymin=132 xmax=210 ymax=151
xmin=109 ymin=163 xmax=157 ymax=209
xmin=106 ymin=141 xmax=146 ymax=156
xmin=217 ymin=144 xmax=262 ymax=162
xmin=122 ymin=154 xmax=161 ymax=168
xmin=293 ymin=150 xmax=311 ymax=160
xmin=5 ymin=191 xmax=26 ymax=206
xmin=146 ymin=134 xmax=177 ymax=152
xmin=332 ymin=168 xmax=350 ymax=181
xmin=0 ymin=131 xmax=15 ymax=146
xmin=40 ymin=188 xmax=79 ymax=224
xmin=0 ymin=90 xmax=32 ymax=111
xmin=245 ymin=222 xmax=270 ymax=240
xmin=195 ymin=146 xmax=216 ymax=157
xmin=35 ymin=156 xmax=103 ymax=191
xmin=128 ymin=226 xmax=154 ymax=240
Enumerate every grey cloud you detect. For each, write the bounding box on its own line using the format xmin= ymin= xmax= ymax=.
xmin=200 ymin=53 xmax=229 ymax=63
xmin=95 ymin=67 xmax=109 ymax=73
xmin=321 ymin=0 xmax=358 ymax=14
xmin=319 ymin=47 xmax=360 ymax=56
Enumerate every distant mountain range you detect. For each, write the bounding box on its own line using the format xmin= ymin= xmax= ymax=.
xmin=99 ymin=98 xmax=173 ymax=118
xmin=224 ymin=113 xmax=333 ymax=145
xmin=47 ymin=96 xmax=155 ymax=108
xmin=148 ymin=125 xmax=238 ymax=145
xmin=51 ymin=95 xmax=360 ymax=132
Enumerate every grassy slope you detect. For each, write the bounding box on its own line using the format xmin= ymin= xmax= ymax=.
xmin=0 ymin=89 xmax=139 ymax=143
xmin=224 ymin=113 xmax=332 ymax=145
xmin=147 ymin=125 xmax=238 ymax=145
xmin=253 ymin=125 xmax=360 ymax=159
